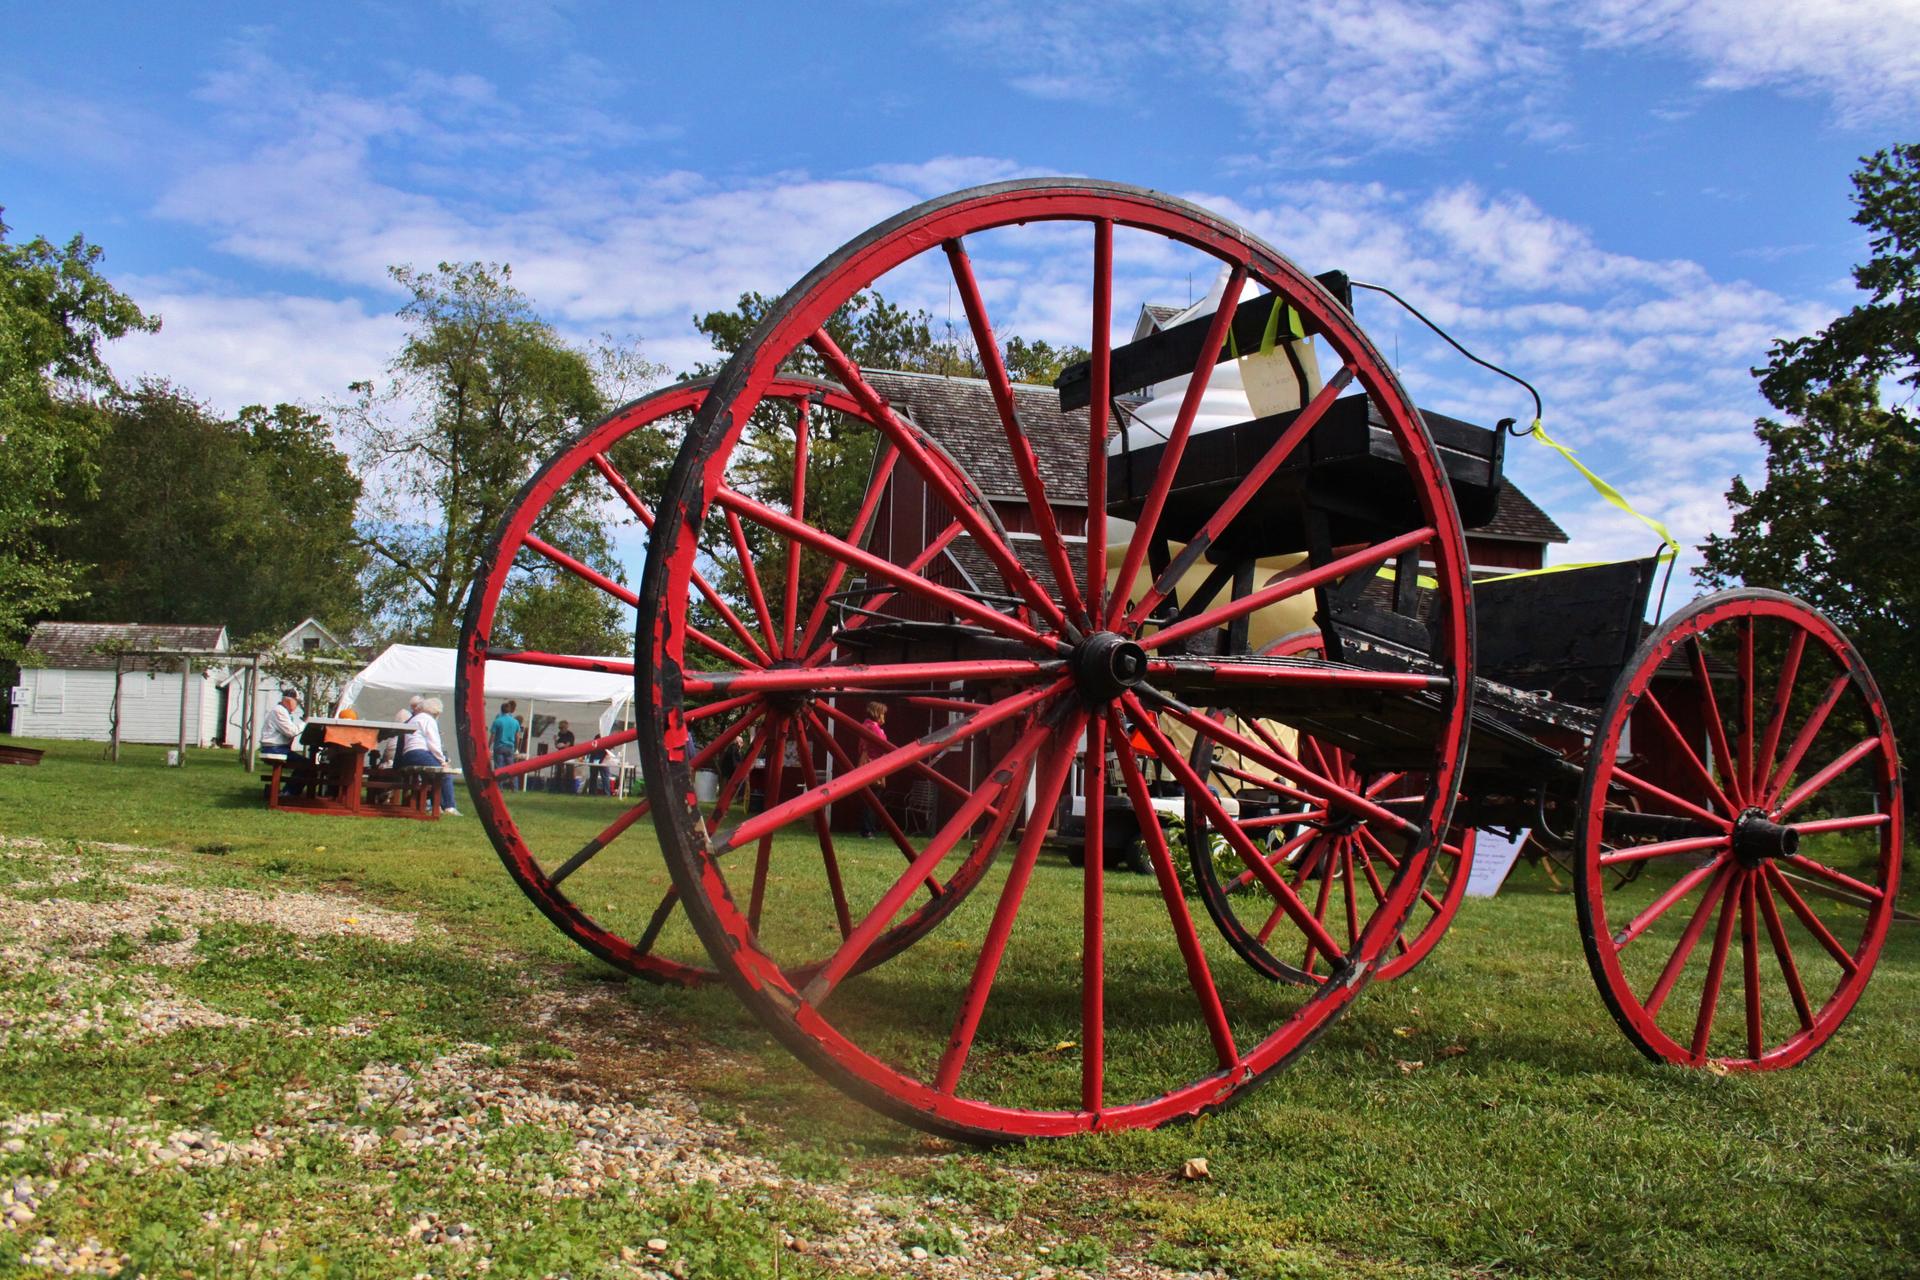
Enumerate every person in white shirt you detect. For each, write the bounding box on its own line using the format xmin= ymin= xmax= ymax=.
xmin=394 ymin=695 xmax=460 ymax=816
xmin=260 ymin=690 xmax=307 ymax=797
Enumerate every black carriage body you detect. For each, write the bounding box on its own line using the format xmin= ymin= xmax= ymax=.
xmin=1062 ymin=290 xmax=1664 ymax=830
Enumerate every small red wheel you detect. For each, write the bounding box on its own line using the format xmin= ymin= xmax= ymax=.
xmin=457 ymin=377 xmax=1005 ymax=984
xmin=635 ymin=179 xmax=1475 ymax=1140
xmin=1574 ymin=588 xmax=1902 ymax=1069
xmin=1188 ymin=632 xmax=1475 ymax=984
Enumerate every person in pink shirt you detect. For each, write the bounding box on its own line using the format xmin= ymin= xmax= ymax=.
xmin=858 ymin=700 xmax=889 ymax=837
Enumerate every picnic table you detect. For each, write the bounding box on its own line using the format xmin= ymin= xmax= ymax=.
xmin=266 ymin=717 xmax=445 ymax=820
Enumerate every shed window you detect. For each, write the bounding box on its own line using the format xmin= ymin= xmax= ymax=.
xmin=37 ymin=671 xmax=64 ymax=714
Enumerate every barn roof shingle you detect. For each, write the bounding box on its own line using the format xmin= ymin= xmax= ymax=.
xmin=25 ymin=622 xmax=228 ymax=672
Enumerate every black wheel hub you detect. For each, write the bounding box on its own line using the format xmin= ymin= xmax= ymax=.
xmin=1071 ymin=631 xmax=1147 ymax=704
xmin=1731 ymin=807 xmax=1799 ymax=865
xmin=764 ymin=660 xmax=810 ymax=714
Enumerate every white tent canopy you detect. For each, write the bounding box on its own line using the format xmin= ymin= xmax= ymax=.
xmin=337 ymin=643 xmax=635 ymax=771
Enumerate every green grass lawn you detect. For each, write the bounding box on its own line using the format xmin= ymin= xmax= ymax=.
xmin=2 ymin=736 xmax=1916 ymax=1278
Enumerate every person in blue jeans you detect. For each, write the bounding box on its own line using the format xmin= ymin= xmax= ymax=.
xmin=396 ymin=695 xmax=460 ymax=816
xmin=489 ymin=700 xmax=521 ymax=777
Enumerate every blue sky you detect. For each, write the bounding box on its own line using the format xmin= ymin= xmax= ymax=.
xmin=6 ymin=0 xmax=1916 ymax=568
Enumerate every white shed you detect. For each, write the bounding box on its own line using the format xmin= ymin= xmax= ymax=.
xmin=13 ymin=622 xmax=230 ymax=746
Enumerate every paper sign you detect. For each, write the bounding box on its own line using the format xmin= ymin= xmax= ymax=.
xmin=1463 ymin=828 xmax=1529 ymax=898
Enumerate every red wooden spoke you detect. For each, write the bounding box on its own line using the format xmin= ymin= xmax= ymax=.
xmin=799 ymin=707 xmax=948 ymax=897
xmin=1610 ymin=767 xmax=1734 ymax=831
xmin=1341 ymin=844 xmax=1362 ymax=949
xmin=1642 ymin=862 xmax=1736 ymax=1017
xmin=524 ymin=533 xmax=640 ymax=608
xmin=1233 ymin=827 xmax=1318 ymax=893
xmin=1686 ymin=636 xmax=1742 ymax=806
xmin=934 ymin=711 xmax=1086 ymax=1094
xmin=1688 ymin=866 xmax=1743 ymax=1060
xmin=782 ymin=395 xmax=811 ymax=656
xmin=1142 ymin=526 xmax=1437 ymax=653
xmin=813 ymin=699 xmax=975 ymax=806
xmin=498 ymin=728 xmax=638 ymax=780
xmin=800 ymin=719 xmax=1050 ymax=1007
xmin=1110 ymin=708 xmax=1239 ymax=1070
xmin=1161 ymin=701 xmax=1419 ymax=836
xmin=1763 ymin=672 xmax=1851 ymax=809
xmin=1612 ymin=854 xmax=1729 ymax=950
xmin=1353 ymin=838 xmax=1393 ymax=912
xmin=1295 ymin=848 xmax=1340 ymax=971
xmin=1740 ymin=873 xmax=1764 ymax=1059
xmin=796 ymin=443 xmax=901 ymax=657
xmin=547 ymin=705 xmax=762 ymax=886
xmin=488 ymin=648 xmax=636 ymax=678
xmin=590 ymin=452 xmax=776 ymax=667
xmin=1127 ymin=696 xmax=1346 ymax=961
xmin=943 ymin=237 xmax=1088 ymax=631
xmin=1755 ymin=875 xmax=1816 ymax=1031
xmin=1739 ymin=618 xmax=1756 ymax=802
xmin=809 ymin=328 xmax=1073 ymax=638
xmin=687 ymin=658 xmax=1060 ymax=699
xmin=1355 ymin=827 xmax=1449 ymax=917
xmin=799 ymin=519 xmax=965 ymax=668
xmin=789 ymin=717 xmax=853 ymax=939
xmin=724 ymin=506 xmax=782 ymax=655
xmin=716 ymin=484 xmax=1054 ymax=652
xmin=903 ymin=695 xmax=986 ymax=714
xmin=1598 ymin=833 xmax=1729 ymax=867
xmin=1108 ymin=267 xmax=1248 ymax=631
xmin=1761 ymin=864 xmax=1858 ymax=977
xmin=1775 ymin=737 xmax=1882 ymax=819
xmin=1639 ymin=687 xmax=1738 ymax=818
xmin=1082 ymin=715 xmax=1108 ymax=1113
xmin=1125 ymin=367 xmax=1356 ymax=629
xmin=715 ymin=680 xmax=1068 ymax=854
xmin=1790 ymin=813 xmax=1893 ymax=835
xmin=711 ymin=714 xmax=778 ymax=831
xmin=548 ymin=798 xmax=654 ymax=887
xmin=1087 ymin=219 xmax=1113 ymax=623
xmin=747 ymin=718 xmax=791 ymax=931
xmin=1753 ymin=629 xmax=1807 ymax=797
xmin=1780 ymin=854 xmax=1886 ymax=903
xmin=1240 ymin=810 xmax=1330 ymax=832
xmin=1364 ymin=771 xmax=1407 ymax=798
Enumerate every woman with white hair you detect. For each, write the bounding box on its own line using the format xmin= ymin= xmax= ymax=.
xmin=396 ymin=694 xmax=460 ymax=816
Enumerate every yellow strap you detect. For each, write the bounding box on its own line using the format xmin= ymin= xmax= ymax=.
xmin=1226 ymin=299 xmax=1303 ymax=360
xmin=1476 ymin=419 xmax=1679 ymax=583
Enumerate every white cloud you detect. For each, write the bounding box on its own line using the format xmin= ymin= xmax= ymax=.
xmin=106 ymin=287 xmax=402 ymax=418
xmin=1577 ymin=0 xmax=1920 ymax=124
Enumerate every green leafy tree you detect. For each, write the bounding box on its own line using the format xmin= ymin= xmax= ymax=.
xmin=1700 ymin=143 xmax=1920 ymax=766
xmin=348 ymin=262 xmax=642 ymax=645
xmin=54 ymin=385 xmax=366 ymax=638
xmin=0 ymin=212 xmax=157 ymax=656
xmin=1760 ymin=144 xmax=1920 ymax=414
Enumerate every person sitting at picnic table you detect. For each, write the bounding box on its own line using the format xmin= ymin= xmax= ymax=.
xmin=489 ymin=700 xmax=521 ymax=776
xmin=396 ymin=695 xmax=461 ymax=817
xmin=858 ymin=700 xmax=889 ymax=837
xmin=259 ymin=689 xmax=307 ymax=798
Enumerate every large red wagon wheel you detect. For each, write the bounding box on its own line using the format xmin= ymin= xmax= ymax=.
xmin=457 ymin=377 xmax=1011 ymax=984
xmin=1187 ymin=631 xmax=1476 ymax=985
xmin=635 ymin=179 xmax=1475 ymax=1140
xmin=1574 ymin=588 xmax=1901 ymax=1069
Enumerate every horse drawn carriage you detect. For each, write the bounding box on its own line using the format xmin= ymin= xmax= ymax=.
xmin=458 ymin=180 xmax=1903 ymax=1142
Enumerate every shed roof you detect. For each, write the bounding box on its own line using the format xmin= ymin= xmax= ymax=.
xmin=1478 ymin=484 xmax=1568 ymax=544
xmin=25 ymin=622 xmax=229 ymax=672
